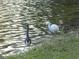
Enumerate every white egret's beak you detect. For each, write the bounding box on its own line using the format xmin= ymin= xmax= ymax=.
xmin=45 ymin=21 xmax=50 ymax=25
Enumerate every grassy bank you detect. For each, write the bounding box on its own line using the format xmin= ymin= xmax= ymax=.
xmin=6 ymin=35 xmax=79 ymax=59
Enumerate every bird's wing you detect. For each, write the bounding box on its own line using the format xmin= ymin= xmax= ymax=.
xmin=50 ymin=24 xmax=59 ymax=32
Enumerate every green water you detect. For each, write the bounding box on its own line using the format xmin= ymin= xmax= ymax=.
xmin=0 ymin=0 xmax=79 ymax=43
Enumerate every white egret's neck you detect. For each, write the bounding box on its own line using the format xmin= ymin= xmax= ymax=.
xmin=48 ymin=22 xmax=52 ymax=31
xmin=48 ymin=22 xmax=52 ymax=26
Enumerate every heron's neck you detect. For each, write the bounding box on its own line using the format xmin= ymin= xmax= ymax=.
xmin=26 ymin=26 xmax=29 ymax=37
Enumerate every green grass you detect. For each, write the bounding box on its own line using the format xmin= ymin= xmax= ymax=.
xmin=5 ymin=35 xmax=79 ymax=59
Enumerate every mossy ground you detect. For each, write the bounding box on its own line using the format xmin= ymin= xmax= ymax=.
xmin=5 ymin=35 xmax=79 ymax=59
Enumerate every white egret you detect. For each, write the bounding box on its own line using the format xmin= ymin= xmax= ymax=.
xmin=46 ymin=22 xmax=60 ymax=34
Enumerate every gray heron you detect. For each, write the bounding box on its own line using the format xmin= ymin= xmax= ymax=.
xmin=24 ymin=24 xmax=31 ymax=46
